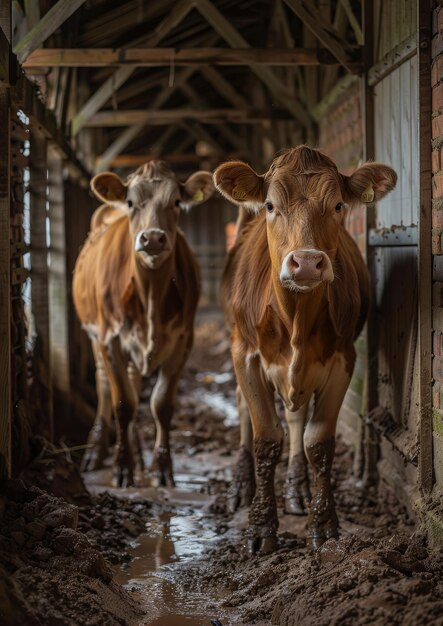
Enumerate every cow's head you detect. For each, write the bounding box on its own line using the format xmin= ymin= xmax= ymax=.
xmin=214 ymin=146 xmax=397 ymax=293
xmin=91 ymin=161 xmax=214 ymax=269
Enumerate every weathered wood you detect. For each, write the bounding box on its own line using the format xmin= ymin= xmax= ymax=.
xmin=368 ymin=32 xmax=417 ymax=86
xmin=47 ymin=146 xmax=70 ymax=394
xmin=97 ymin=66 xmax=197 ymax=171
xmin=23 ymin=46 xmax=352 ymax=68
xmin=71 ymin=0 xmax=195 ymax=136
xmin=0 ymin=81 xmax=11 ymax=479
xmin=30 ymin=130 xmax=53 ymax=441
xmin=339 ymin=0 xmax=363 ymax=45
xmin=86 ymin=108 xmax=294 ymax=127
xmin=282 ymin=0 xmax=359 ymax=73
xmin=13 ymin=0 xmax=87 ymax=63
xmin=24 ymin=0 xmax=40 ymax=30
xmin=196 ymin=0 xmax=312 ymax=127
xmin=417 ymin=0 xmax=433 ymax=493
xmin=109 ymin=153 xmax=204 ymax=167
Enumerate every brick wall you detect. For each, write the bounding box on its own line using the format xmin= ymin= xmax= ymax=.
xmin=432 ymin=3 xmax=443 ymax=489
xmin=318 ymin=79 xmax=365 ymax=256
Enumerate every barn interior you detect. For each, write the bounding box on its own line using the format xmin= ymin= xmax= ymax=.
xmin=1 ymin=1 xmax=443 ymax=625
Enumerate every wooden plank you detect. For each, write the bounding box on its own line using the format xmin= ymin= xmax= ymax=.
xmin=368 ymin=32 xmax=417 ymax=86
xmin=282 ymin=0 xmax=359 ymax=73
xmin=24 ymin=0 xmax=40 ymax=30
xmin=86 ymin=107 xmax=294 ymax=127
xmin=13 ymin=0 xmax=87 ymax=63
xmin=196 ymin=0 xmax=312 ymax=127
xmin=47 ymin=146 xmax=70 ymax=394
xmin=417 ymin=0 xmax=432 ymax=493
xmin=23 ymin=46 xmax=351 ymax=68
xmin=29 ymin=130 xmax=53 ymax=441
xmin=71 ymin=0 xmax=195 ymax=136
xmin=0 ymin=81 xmax=11 ymax=479
xmin=96 ymin=66 xmax=197 ymax=171
xmin=339 ymin=0 xmax=363 ymax=45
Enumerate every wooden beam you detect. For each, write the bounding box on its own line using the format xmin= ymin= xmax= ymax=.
xmin=96 ymin=66 xmax=197 ymax=171
xmin=13 ymin=0 xmax=87 ymax=63
xmin=195 ymin=0 xmax=312 ymax=127
xmin=71 ymin=0 xmax=195 ymax=136
xmin=339 ymin=0 xmax=363 ymax=46
xmin=199 ymin=66 xmax=249 ymax=109
xmin=0 ymin=1 xmax=11 ymax=480
xmin=110 ymin=153 xmax=203 ymax=168
xmin=23 ymin=47 xmax=351 ymax=68
xmin=24 ymin=0 xmax=40 ymax=30
xmin=282 ymin=0 xmax=360 ymax=74
xmin=86 ymin=108 xmax=294 ymax=127
xmin=30 ymin=131 xmax=53 ymax=442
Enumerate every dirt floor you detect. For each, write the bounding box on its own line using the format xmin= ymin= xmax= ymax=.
xmin=2 ymin=314 xmax=443 ymax=625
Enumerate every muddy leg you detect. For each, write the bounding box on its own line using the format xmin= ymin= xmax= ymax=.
xmin=149 ymin=368 xmax=180 ymax=487
xmin=82 ymin=340 xmax=112 ymax=472
xmin=228 ymin=386 xmax=255 ymax=513
xmin=304 ymin=355 xmax=353 ymax=550
xmin=233 ymin=348 xmax=283 ymax=554
xmin=285 ymin=404 xmax=311 ymax=515
xmin=101 ymin=339 xmax=135 ymax=488
xmin=127 ymin=362 xmax=145 ymax=476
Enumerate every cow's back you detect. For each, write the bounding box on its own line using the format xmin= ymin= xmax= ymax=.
xmin=73 ymin=210 xmax=136 ymax=339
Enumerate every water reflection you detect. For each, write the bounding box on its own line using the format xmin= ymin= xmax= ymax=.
xmin=115 ymin=512 xmax=225 ymax=626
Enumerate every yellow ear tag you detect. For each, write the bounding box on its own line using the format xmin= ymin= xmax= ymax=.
xmin=233 ymin=186 xmax=247 ymax=201
xmin=192 ymin=189 xmax=204 ymax=202
xmin=361 ymin=184 xmax=374 ymax=203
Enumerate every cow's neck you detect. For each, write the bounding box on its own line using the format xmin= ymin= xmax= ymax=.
xmin=271 ymin=268 xmax=328 ymax=367
xmin=134 ymin=252 xmax=176 ymax=356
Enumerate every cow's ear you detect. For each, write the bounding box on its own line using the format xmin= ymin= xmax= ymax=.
xmin=181 ymin=171 xmax=215 ymax=209
xmin=213 ymin=161 xmax=266 ymax=210
xmin=91 ymin=172 xmax=127 ymax=206
xmin=344 ymin=163 xmax=397 ymax=205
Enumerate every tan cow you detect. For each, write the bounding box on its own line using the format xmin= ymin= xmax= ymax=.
xmin=73 ymin=161 xmax=214 ymax=487
xmin=215 ymin=146 xmax=396 ymax=553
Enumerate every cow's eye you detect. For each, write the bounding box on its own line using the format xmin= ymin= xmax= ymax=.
xmin=175 ymin=199 xmax=182 ymax=208
xmin=127 ymin=199 xmax=133 ymax=208
xmin=335 ymin=202 xmax=343 ymax=212
xmin=265 ymin=201 xmax=274 ymax=213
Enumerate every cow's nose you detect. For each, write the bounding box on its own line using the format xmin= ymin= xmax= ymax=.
xmin=135 ymin=229 xmax=167 ymax=254
xmin=289 ymin=251 xmax=325 ymax=281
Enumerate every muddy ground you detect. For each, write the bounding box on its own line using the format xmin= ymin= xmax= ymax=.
xmin=2 ymin=314 xmax=443 ymax=625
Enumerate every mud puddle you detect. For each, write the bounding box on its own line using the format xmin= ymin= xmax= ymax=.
xmin=114 ymin=510 xmax=225 ymax=626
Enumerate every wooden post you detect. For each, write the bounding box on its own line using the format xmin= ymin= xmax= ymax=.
xmin=417 ymin=0 xmax=433 ymax=493
xmin=361 ymin=0 xmax=379 ymax=486
xmin=0 ymin=2 xmax=11 ymax=479
xmin=30 ymin=130 xmax=53 ymax=441
xmin=47 ymin=145 xmax=70 ymax=394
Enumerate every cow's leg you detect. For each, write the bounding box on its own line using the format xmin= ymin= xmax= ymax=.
xmin=234 ymin=349 xmax=283 ymax=554
xmin=285 ymin=403 xmax=311 ymax=515
xmin=304 ymin=355 xmax=353 ymax=550
xmin=101 ymin=339 xmax=136 ymax=487
xmin=149 ymin=338 xmax=190 ymax=487
xmin=127 ymin=361 xmax=145 ymax=476
xmin=227 ymin=386 xmax=255 ymax=512
xmin=82 ymin=340 xmax=112 ymax=471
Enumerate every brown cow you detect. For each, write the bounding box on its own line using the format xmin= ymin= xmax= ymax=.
xmin=215 ymin=146 xmax=396 ymax=553
xmin=73 ymin=161 xmax=214 ymax=487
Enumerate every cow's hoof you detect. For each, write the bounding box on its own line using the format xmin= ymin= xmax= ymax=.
xmin=227 ymin=447 xmax=256 ymax=513
xmin=81 ymin=445 xmax=107 ymax=472
xmin=112 ymin=464 xmax=134 ymax=488
xmin=247 ymin=534 xmax=278 ymax=555
xmin=150 ymin=447 xmax=174 ymax=487
xmin=306 ymin=524 xmax=339 ymax=551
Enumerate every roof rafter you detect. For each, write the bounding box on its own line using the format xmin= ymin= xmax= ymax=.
xmin=71 ymin=0 xmax=195 ymax=136
xmin=195 ymin=0 xmax=312 ymax=127
xmin=282 ymin=0 xmax=361 ymax=74
xmin=14 ymin=0 xmax=87 ymax=63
